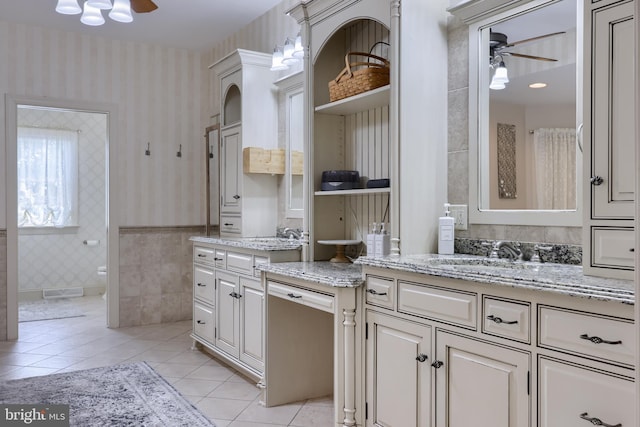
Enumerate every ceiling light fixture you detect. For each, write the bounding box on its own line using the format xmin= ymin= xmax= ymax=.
xmin=271 ymin=32 xmax=304 ymax=71
xmin=529 ymin=82 xmax=547 ymax=89
xmin=56 ymin=0 xmax=134 ymax=26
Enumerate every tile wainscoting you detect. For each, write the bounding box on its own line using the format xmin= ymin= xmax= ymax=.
xmin=119 ymin=226 xmax=205 ymax=327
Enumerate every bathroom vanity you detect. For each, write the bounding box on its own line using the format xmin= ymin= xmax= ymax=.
xmin=251 ymin=254 xmax=635 ymax=427
xmin=190 ymin=237 xmax=301 ymax=379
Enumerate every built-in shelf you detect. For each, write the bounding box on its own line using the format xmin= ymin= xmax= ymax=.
xmin=314 ymin=85 xmax=390 ymax=115
xmin=315 ymin=188 xmax=391 ymax=196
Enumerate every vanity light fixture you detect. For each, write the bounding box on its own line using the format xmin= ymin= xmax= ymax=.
xmin=271 ymin=32 xmax=304 ymax=71
xmin=529 ymin=82 xmax=547 ymax=89
xmin=56 ymin=0 xmax=134 ymax=25
xmin=490 ymin=59 xmax=509 ymax=90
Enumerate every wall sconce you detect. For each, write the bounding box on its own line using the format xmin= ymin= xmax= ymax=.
xmin=271 ymin=32 xmax=303 ymax=71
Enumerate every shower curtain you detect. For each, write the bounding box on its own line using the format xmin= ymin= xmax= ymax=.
xmin=532 ymin=128 xmax=576 ymax=210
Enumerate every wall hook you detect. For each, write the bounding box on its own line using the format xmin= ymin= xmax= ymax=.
xmin=176 ymin=144 xmax=182 ymax=158
xmin=145 ymin=142 xmax=151 ymax=156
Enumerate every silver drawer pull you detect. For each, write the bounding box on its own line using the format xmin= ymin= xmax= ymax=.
xmin=197 ymin=254 xmax=207 ymax=257
xmin=224 ymin=223 xmax=234 ymax=226
xmin=579 ymin=334 xmax=622 ymax=345
xmin=214 ymin=257 xmax=224 ymax=261
xmin=196 ymin=320 xmax=206 ymax=325
xmin=229 ymin=292 xmax=242 ymax=299
xmin=196 ymin=283 xmax=206 ymax=287
xmin=233 ymin=194 xmax=241 ymax=200
xmin=367 ymin=289 xmax=388 ymax=296
xmin=287 ymin=293 xmax=302 ymax=299
xmin=431 ymin=360 xmax=443 ymax=369
xmin=579 ymin=412 xmax=621 ymax=427
xmin=487 ymin=315 xmax=518 ymax=325
xmin=415 ymin=353 xmax=428 ymax=363
xmin=590 ymin=176 xmax=604 ymax=186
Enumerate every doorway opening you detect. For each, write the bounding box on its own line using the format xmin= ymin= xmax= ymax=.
xmin=6 ymin=96 xmax=120 ymax=339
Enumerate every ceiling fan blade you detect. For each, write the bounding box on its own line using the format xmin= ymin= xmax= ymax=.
xmin=130 ymin=0 xmax=158 ymax=13
xmin=506 ymin=52 xmax=558 ymax=62
xmin=505 ymin=31 xmax=566 ymax=48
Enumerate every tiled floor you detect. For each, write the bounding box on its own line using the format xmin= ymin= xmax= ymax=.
xmin=2 ymin=296 xmax=334 ymax=427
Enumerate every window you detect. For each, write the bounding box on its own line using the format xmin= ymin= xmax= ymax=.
xmin=17 ymin=127 xmax=78 ymax=227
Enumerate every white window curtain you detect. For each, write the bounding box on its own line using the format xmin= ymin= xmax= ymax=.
xmin=532 ymin=128 xmax=576 ymax=210
xmin=17 ymin=127 xmax=79 ymax=227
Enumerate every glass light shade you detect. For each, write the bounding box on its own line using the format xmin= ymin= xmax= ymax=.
xmin=87 ymin=0 xmax=113 ymax=9
xmin=270 ymin=46 xmax=288 ymax=71
xmin=109 ymin=0 xmax=133 ymax=22
xmin=56 ymin=0 xmax=82 ymax=15
xmin=81 ymin=2 xmax=105 ymax=26
xmin=489 ymin=74 xmax=506 ymax=90
xmin=282 ymin=38 xmax=296 ymax=63
xmin=292 ymin=32 xmax=304 ymax=58
xmin=493 ymin=62 xmax=509 ymax=84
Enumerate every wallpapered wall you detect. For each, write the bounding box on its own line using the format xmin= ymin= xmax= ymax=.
xmin=0 ymin=20 xmax=206 ymax=227
xmin=17 ymin=108 xmax=107 ymax=295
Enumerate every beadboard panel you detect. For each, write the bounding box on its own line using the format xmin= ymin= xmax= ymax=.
xmin=0 ymin=20 xmax=206 ymax=227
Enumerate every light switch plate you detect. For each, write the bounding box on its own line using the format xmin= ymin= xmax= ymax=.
xmin=449 ymin=204 xmax=468 ymax=230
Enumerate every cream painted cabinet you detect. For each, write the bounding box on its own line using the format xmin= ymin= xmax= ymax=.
xmin=191 ymin=241 xmax=300 ymax=380
xmin=539 ymin=357 xmax=634 ymax=427
xmin=211 ymin=49 xmax=278 ymax=238
xmin=434 ymin=331 xmax=530 ymax=427
xmin=365 ymin=311 xmax=431 ymax=427
xmin=583 ymin=0 xmax=635 ymax=279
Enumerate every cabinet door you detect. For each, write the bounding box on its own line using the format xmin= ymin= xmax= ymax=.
xmin=435 ymin=330 xmax=529 ymax=427
xmin=239 ymin=277 xmax=264 ymax=372
xmin=220 ymin=125 xmax=242 ymax=214
xmin=539 ymin=357 xmax=634 ymax=427
xmin=215 ymin=270 xmax=240 ymax=358
xmin=591 ymin=1 xmax=635 ymax=219
xmin=366 ymin=311 xmax=431 ymax=427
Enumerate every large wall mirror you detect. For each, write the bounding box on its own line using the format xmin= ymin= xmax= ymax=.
xmin=205 ymin=122 xmax=220 ymax=235
xmin=468 ymin=0 xmax=582 ymax=226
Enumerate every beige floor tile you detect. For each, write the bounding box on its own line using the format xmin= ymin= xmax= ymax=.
xmin=187 ymin=364 xmax=236 ymax=381
xmin=149 ymin=362 xmax=201 ymax=379
xmin=173 ymin=378 xmax=224 ymax=397
xmin=208 ymin=381 xmax=262 ymax=401
xmin=0 ymin=366 xmax=59 ymax=380
xmin=235 ymin=399 xmax=303 ymax=425
xmin=28 ymin=355 xmax=86 ymax=369
xmin=290 ymin=405 xmax=334 ymax=427
xmin=229 ymin=421 xmax=287 ymax=427
xmin=0 ymin=352 xmax=52 ymax=366
xmin=196 ymin=397 xmax=252 ymax=421
xmin=304 ymin=395 xmax=333 ymax=407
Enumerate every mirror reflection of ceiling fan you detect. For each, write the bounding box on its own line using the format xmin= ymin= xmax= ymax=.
xmin=490 ymin=30 xmax=565 ymax=62
xmin=130 ymin=0 xmax=158 ymax=13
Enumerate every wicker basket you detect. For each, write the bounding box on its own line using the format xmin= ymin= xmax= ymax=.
xmin=328 ymin=52 xmax=390 ymax=102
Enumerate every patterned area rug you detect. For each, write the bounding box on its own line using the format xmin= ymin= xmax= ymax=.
xmin=0 ymin=362 xmax=215 ymax=426
xmin=19 ymin=298 xmax=85 ymax=322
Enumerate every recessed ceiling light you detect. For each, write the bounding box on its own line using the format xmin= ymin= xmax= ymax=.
xmin=529 ymin=82 xmax=547 ymax=89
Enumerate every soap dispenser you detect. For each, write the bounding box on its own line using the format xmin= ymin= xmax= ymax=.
xmin=438 ymin=203 xmax=455 ymax=255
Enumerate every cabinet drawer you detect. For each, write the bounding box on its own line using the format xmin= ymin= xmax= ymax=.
xmin=482 ymin=296 xmax=530 ymax=343
xmin=193 ymin=302 xmax=215 ymax=343
xmin=539 ymin=357 xmax=634 ymax=427
xmin=398 ymin=281 xmax=476 ymax=328
xmin=227 ymin=251 xmax=253 ymax=274
xmin=268 ymin=281 xmax=334 ymax=314
xmin=591 ymin=227 xmax=634 ymax=269
xmin=220 ymin=215 xmax=241 ymax=234
xmin=365 ymin=275 xmax=395 ymax=310
xmin=193 ymin=265 xmax=215 ymax=304
xmin=194 ymin=246 xmax=215 ymax=264
xmin=253 ymin=255 xmax=268 ymax=278
xmin=538 ymin=306 xmax=635 ymax=366
xmin=214 ymin=249 xmax=226 ymax=269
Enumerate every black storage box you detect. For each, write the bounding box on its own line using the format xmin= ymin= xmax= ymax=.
xmin=321 ymin=170 xmax=360 ymax=191
xmin=366 ymin=178 xmax=390 ymax=188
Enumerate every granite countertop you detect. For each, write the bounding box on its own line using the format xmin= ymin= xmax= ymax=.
xmin=355 ymin=254 xmax=635 ymax=304
xmin=257 ymin=261 xmax=364 ymax=288
xmin=190 ymin=236 xmax=302 ymax=251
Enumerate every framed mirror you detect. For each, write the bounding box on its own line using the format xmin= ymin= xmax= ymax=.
xmin=468 ymin=0 xmax=582 ymax=226
xmin=205 ymin=122 xmax=220 ymax=235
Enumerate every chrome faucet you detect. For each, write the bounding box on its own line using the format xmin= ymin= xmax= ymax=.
xmin=283 ymin=227 xmax=302 ymax=240
xmin=492 ymin=241 xmax=521 ymax=261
